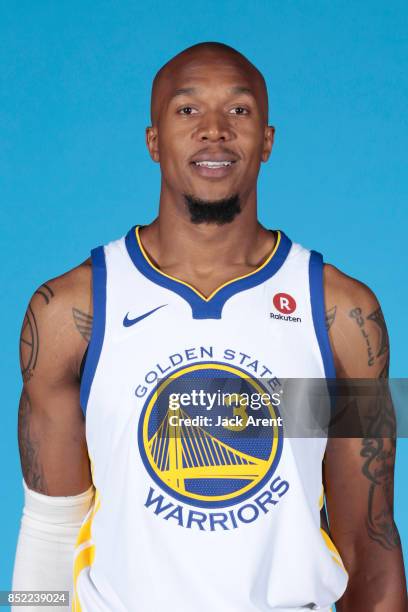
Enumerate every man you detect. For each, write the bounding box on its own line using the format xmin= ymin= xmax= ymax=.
xmin=13 ymin=42 xmax=407 ymax=611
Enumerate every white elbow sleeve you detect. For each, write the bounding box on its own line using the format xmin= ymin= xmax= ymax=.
xmin=12 ymin=479 xmax=94 ymax=611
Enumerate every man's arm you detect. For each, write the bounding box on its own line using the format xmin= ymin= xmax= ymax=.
xmin=13 ymin=262 xmax=94 ymax=601
xmin=18 ymin=265 xmax=93 ymax=494
xmin=323 ymin=264 xmax=407 ymax=611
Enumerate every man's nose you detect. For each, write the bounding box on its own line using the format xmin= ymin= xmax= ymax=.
xmin=195 ymin=112 xmax=233 ymax=142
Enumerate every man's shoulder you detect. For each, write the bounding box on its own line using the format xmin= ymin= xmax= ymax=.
xmin=28 ymin=258 xmax=92 ymax=321
xmin=52 ymin=258 xmax=92 ymax=302
xmin=21 ymin=260 xmax=93 ymax=383
xmin=322 ymin=264 xmax=388 ymax=378
xmin=323 ymin=263 xmax=378 ymax=314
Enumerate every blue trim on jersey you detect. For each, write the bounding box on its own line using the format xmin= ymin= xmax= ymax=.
xmin=79 ymin=246 xmax=107 ymax=416
xmin=125 ymin=226 xmax=293 ymax=319
xmin=309 ymin=250 xmax=336 ymax=379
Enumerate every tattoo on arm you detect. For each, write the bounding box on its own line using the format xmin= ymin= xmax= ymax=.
xmin=34 ymin=283 xmax=54 ymax=304
xmin=20 ymin=285 xmax=55 ymax=383
xmin=367 ymin=307 xmax=389 ymax=358
xmin=18 ymin=285 xmax=55 ymax=491
xmin=349 ymin=307 xmax=376 ymax=366
xmin=378 ymin=357 xmax=390 ymax=379
xmin=349 ymin=305 xmax=390 ymax=370
xmin=360 ymin=413 xmax=399 ymax=550
xmin=20 ymin=306 xmax=39 ymax=383
xmin=325 ymin=306 xmax=337 ymax=331
xmin=72 ymin=308 xmax=93 ymax=343
xmin=18 ymin=390 xmax=48 ymax=493
xmin=355 ymin=305 xmax=398 ymax=550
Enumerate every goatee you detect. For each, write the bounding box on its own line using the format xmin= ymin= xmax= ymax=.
xmin=184 ymin=193 xmax=241 ymax=225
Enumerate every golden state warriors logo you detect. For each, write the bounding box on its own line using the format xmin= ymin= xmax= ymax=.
xmin=138 ymin=362 xmax=283 ymax=508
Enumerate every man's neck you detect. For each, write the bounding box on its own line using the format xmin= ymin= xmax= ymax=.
xmin=137 ymin=206 xmax=277 ymax=298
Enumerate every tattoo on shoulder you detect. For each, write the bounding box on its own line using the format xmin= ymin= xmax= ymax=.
xmin=72 ymin=308 xmax=93 ymax=343
xmin=349 ymin=306 xmax=389 ymax=369
xmin=325 ymin=306 xmax=337 ymax=331
xmin=367 ymin=307 xmax=389 ymax=358
xmin=349 ymin=307 xmax=375 ymax=366
xmin=34 ymin=283 xmax=54 ymax=304
xmin=20 ymin=284 xmax=55 ymax=383
xmin=20 ymin=305 xmax=39 ymax=383
xmin=18 ymin=390 xmax=48 ymax=493
xmin=378 ymin=357 xmax=390 ymax=379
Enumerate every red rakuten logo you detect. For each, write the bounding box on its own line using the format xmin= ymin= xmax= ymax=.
xmin=273 ymin=293 xmax=297 ymax=314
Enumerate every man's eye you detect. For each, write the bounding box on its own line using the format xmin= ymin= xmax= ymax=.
xmin=178 ymin=107 xmax=198 ymax=115
xmin=230 ymin=107 xmax=249 ymax=115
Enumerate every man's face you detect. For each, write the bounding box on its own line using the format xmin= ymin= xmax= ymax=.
xmin=147 ymin=54 xmax=274 ymax=205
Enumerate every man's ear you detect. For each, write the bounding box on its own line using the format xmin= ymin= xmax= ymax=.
xmin=261 ymin=125 xmax=275 ymax=162
xmin=146 ymin=126 xmax=160 ymax=162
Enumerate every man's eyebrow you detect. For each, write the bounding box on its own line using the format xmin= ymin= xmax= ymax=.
xmin=169 ymin=85 xmax=255 ymax=100
xmin=230 ymin=86 xmax=254 ymax=96
xmin=170 ymin=87 xmax=197 ymax=100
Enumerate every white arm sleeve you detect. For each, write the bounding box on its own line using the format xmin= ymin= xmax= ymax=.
xmin=12 ymin=479 xmax=94 ymax=612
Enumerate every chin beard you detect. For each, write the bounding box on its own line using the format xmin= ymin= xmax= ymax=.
xmin=183 ymin=193 xmax=241 ymax=225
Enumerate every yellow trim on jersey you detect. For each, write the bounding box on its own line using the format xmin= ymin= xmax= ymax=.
xmin=135 ymin=226 xmax=281 ymax=302
xmin=72 ymin=492 xmax=101 ymax=611
xmin=72 ymin=458 xmax=101 ymax=611
xmin=319 ymin=486 xmax=348 ymax=579
xmin=319 ymin=514 xmax=349 ymax=578
xmin=320 ymin=528 xmax=348 ymax=575
xmin=73 ymin=544 xmax=96 ymax=611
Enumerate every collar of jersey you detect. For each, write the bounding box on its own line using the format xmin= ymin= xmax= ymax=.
xmin=125 ymin=225 xmax=292 ymax=319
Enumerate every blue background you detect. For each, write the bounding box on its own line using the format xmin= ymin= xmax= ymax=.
xmin=1 ymin=0 xmax=407 ymax=598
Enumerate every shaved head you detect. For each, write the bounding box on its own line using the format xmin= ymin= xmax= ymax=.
xmin=150 ymin=42 xmax=269 ymax=125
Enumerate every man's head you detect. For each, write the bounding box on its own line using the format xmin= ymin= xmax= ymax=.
xmin=146 ymin=42 xmax=274 ymax=224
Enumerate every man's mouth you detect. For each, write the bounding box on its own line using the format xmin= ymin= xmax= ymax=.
xmin=190 ymin=158 xmax=238 ymax=178
xmin=193 ymin=160 xmax=235 ymax=168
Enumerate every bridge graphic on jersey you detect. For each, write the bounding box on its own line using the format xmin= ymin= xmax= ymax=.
xmin=147 ymin=404 xmax=270 ymax=492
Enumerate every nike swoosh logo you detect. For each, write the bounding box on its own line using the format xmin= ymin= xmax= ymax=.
xmin=123 ymin=304 xmax=167 ymax=327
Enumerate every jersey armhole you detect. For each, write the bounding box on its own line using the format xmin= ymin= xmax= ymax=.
xmin=79 ymin=246 xmax=107 ymax=416
xmin=309 ymin=250 xmax=336 ymax=380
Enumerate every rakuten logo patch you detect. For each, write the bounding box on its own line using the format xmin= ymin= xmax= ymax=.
xmin=270 ymin=293 xmax=302 ymax=323
xmin=273 ymin=293 xmax=297 ymax=314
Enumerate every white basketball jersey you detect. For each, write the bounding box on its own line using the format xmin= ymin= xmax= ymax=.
xmin=72 ymin=225 xmax=348 ymax=612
